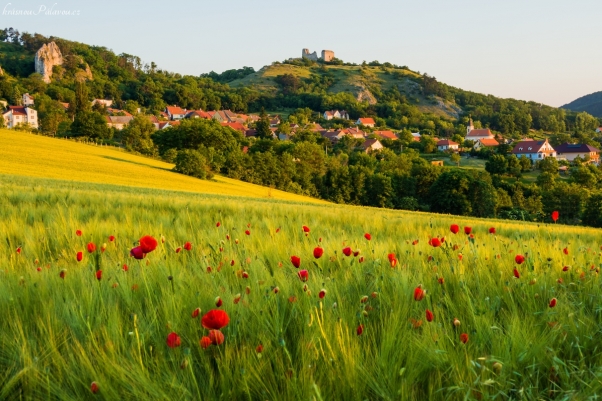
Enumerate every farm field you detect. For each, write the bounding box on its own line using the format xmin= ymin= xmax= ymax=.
xmin=0 ymin=129 xmax=324 ymax=204
xmin=1 ymin=170 xmax=602 ymax=400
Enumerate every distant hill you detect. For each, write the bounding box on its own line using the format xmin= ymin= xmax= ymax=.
xmin=562 ymin=91 xmax=602 ymax=117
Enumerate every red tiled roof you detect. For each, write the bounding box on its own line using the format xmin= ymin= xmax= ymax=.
xmin=437 ymin=139 xmax=458 ymax=146
xmin=466 ymin=129 xmax=493 ymax=137
xmin=221 ymin=122 xmax=245 ymax=132
xmin=7 ymin=106 xmax=27 ymax=116
xmin=357 ymin=118 xmax=375 ymax=125
xmin=374 ymin=130 xmax=397 ymax=140
xmin=477 ymin=139 xmax=499 ymax=147
xmin=512 ymin=140 xmax=550 ymax=154
xmin=166 ymin=106 xmax=186 ymax=115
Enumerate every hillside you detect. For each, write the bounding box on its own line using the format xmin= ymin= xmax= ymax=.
xmin=562 ymin=91 xmax=602 ymax=117
xmin=0 ymin=129 xmax=325 ymax=204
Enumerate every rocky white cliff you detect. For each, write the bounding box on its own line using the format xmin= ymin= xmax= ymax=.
xmin=35 ymin=42 xmax=63 ymax=83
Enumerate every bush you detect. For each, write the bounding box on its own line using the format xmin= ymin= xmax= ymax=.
xmin=163 ymin=148 xmax=178 ymax=163
xmin=173 ymin=149 xmax=213 ymax=179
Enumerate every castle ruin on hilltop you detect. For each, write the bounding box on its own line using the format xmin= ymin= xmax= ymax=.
xmin=302 ymin=49 xmax=335 ymax=62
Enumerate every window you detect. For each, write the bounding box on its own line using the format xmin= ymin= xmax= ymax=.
xmin=528 ymin=147 xmax=532 ymax=151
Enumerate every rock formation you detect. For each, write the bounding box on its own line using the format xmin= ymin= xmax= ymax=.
xmin=35 ymin=42 xmax=63 ymax=83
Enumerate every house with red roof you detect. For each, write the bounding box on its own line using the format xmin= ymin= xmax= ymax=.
xmin=554 ymin=143 xmax=600 ymax=163
xmin=436 ymin=139 xmax=459 ymax=151
xmin=323 ymin=110 xmax=349 ymax=120
xmin=356 ymin=117 xmax=376 ymax=128
xmin=373 ymin=130 xmax=398 ymax=141
xmin=186 ymin=110 xmax=212 ymax=120
xmin=106 ymin=116 xmax=133 ymax=130
xmin=22 ymin=93 xmax=35 ymax=106
xmin=511 ymin=139 xmax=556 ymax=160
xmin=360 ymin=139 xmax=384 ymax=153
xmin=3 ymin=106 xmax=38 ymax=129
xmin=473 ymin=138 xmax=499 ymax=151
xmin=221 ymin=122 xmax=246 ymax=133
xmin=165 ymin=106 xmax=187 ymax=120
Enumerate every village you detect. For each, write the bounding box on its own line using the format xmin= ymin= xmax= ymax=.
xmin=3 ymin=94 xmax=599 ymax=167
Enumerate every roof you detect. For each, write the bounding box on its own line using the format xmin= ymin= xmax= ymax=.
xmin=147 ymin=115 xmax=160 ymax=124
xmin=512 ymin=140 xmax=548 ymax=154
xmin=107 ymin=116 xmax=133 ymax=124
xmin=59 ymin=102 xmax=69 ymax=109
xmin=107 ymin=108 xmax=132 ymax=117
xmin=221 ymin=122 xmax=246 ymax=132
xmin=467 ymin=128 xmax=493 ymax=137
xmin=186 ymin=110 xmax=211 ymax=119
xmin=436 ymin=139 xmax=458 ymax=146
xmin=374 ymin=130 xmax=397 ymax=140
xmin=477 ymin=138 xmax=499 ymax=147
xmin=6 ymin=106 xmax=27 ymax=116
xmin=361 ymin=139 xmax=382 ymax=150
xmin=357 ymin=117 xmax=375 ymax=125
xmin=245 ymin=129 xmax=257 ymax=137
xmin=554 ymin=143 xmax=600 ymax=153
xmin=166 ymin=106 xmax=186 ymax=115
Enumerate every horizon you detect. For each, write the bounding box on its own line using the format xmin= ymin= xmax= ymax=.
xmin=2 ymin=0 xmax=601 ymax=108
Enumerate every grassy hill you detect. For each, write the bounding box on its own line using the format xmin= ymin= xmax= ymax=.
xmin=0 ymin=129 xmax=325 ymax=203
xmin=562 ymin=90 xmax=602 ymax=117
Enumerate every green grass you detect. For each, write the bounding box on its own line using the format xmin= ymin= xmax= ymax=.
xmin=2 ymin=170 xmax=602 ymax=399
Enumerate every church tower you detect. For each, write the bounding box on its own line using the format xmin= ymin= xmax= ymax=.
xmin=467 ymin=117 xmax=474 ymax=135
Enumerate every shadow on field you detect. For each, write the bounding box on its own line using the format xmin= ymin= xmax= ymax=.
xmin=101 ymin=156 xmax=172 ymax=171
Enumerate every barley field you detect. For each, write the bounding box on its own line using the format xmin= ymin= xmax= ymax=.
xmin=2 ymin=132 xmax=602 ymax=400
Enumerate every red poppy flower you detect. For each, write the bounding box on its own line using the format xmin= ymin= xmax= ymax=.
xmin=342 ymin=247 xmax=352 ymax=257
xmin=429 ymin=238 xmax=441 ymax=247
xmin=426 ymin=309 xmax=434 ymax=322
xmin=464 ymin=227 xmax=472 ymax=235
xmin=562 ymin=265 xmax=569 ymax=272
xmin=166 ymin=332 xmax=181 ymax=348
xmin=245 ymin=230 xmax=251 ymax=235
xmin=460 ymin=333 xmax=469 ymax=344
xmin=16 ymin=247 xmax=21 ymax=254
xmin=298 ymin=270 xmax=309 ymax=282
xmin=130 ymin=246 xmax=145 ymax=260
xmin=139 ymin=235 xmax=158 ymax=253
xmin=291 ymin=255 xmax=301 ymax=268
xmin=256 ymin=344 xmax=264 ymax=353
xmin=413 ymin=286 xmax=425 ymax=301
xmin=108 ymin=235 xmax=115 ymax=242
xmin=90 ymin=382 xmax=99 ymax=394
xmin=95 ymin=270 xmax=102 ymax=280
xmin=313 ymin=247 xmax=324 ymax=259
xmin=122 ymin=264 xmax=128 ymax=271
xmin=200 ymin=336 xmax=212 ymax=349
xmin=319 ymin=289 xmax=327 ymax=299
xmin=489 ymin=227 xmax=496 ymax=234
xmin=513 ymin=268 xmax=520 ymax=278
xmin=302 ymin=225 xmax=310 ymax=233
xmin=201 ymin=309 xmax=230 ymax=330
xmin=353 ymin=250 xmax=360 ymax=257
xmin=87 ymin=242 xmax=96 ymax=253
xmin=209 ymin=330 xmax=225 ymax=345
xmin=216 ymin=222 xmax=221 ymax=227
xmin=215 ymin=297 xmax=223 ymax=307
xmin=76 ymin=230 xmax=82 ymax=237
xmin=242 ymin=271 xmax=249 ymax=279
xmin=182 ymin=242 xmax=191 ymax=251
xmin=364 ymin=233 xmax=371 ymax=241
xmin=356 ymin=324 xmax=364 ymax=336
xmin=192 ymin=308 xmax=201 ymax=318
xmin=450 ymin=224 xmax=459 ymax=234
xmin=563 ymin=247 xmax=568 ymax=255
xmin=359 ymin=256 xmax=364 ymax=263
xmin=175 ymin=247 xmax=182 ymax=253
xmin=549 ymin=298 xmax=557 ymax=308
xmin=438 ymin=277 xmax=445 ymax=285
xmin=552 ymin=211 xmax=559 ymax=222
xmin=412 ymin=240 xmax=419 ymax=245
xmin=59 ymin=269 xmax=67 ymax=279
xmin=515 ymin=255 xmax=525 ymax=265
xmin=388 ymin=253 xmax=397 ymax=267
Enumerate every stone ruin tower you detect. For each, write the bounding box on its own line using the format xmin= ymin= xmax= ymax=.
xmin=302 ymin=48 xmax=335 ymax=62
xmin=321 ymin=50 xmax=334 ymax=62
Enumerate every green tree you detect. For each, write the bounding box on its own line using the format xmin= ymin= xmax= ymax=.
xmin=12 ymin=86 xmax=22 ymax=106
xmin=120 ymin=115 xmax=157 ymax=155
xmin=173 ymin=149 xmax=213 ymax=179
xmin=75 ymin=80 xmax=90 ymax=113
xmin=255 ymin=108 xmax=273 ymax=140
xmin=519 ymin=156 xmax=532 ymax=172
xmin=485 ymin=154 xmax=508 ymax=176
xmin=450 ymin=152 xmax=461 ymax=167
xmin=582 ymin=192 xmax=602 ymax=227
xmin=506 ymin=155 xmax=521 ymax=178
xmin=428 ymin=169 xmax=473 ymax=216
xmin=71 ymin=111 xmax=110 ymax=139
xmin=539 ymin=157 xmax=559 ymax=176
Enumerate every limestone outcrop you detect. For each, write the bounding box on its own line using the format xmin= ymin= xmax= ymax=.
xmin=35 ymin=42 xmax=63 ymax=83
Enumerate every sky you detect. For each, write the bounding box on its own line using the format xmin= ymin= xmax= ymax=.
xmin=1 ymin=0 xmax=600 ymax=107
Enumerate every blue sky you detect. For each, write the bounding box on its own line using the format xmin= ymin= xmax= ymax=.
xmin=1 ymin=0 xmax=600 ymax=107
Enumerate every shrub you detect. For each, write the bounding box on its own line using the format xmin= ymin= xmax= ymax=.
xmin=173 ymin=149 xmax=213 ymax=179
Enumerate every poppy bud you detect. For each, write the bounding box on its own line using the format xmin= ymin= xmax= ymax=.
xmin=298 ymin=270 xmax=309 ymax=282
xmin=438 ymin=277 xmax=445 ymax=285
xmin=246 ymin=286 xmax=251 ymax=294
xmin=216 ymin=222 xmax=221 ymax=227
xmin=242 ymin=271 xmax=249 ymax=279
xmin=359 ymin=256 xmax=364 ymax=263
xmin=562 ymin=265 xmax=569 ymax=272
xmin=59 ymin=269 xmax=67 ymax=279
xmin=364 ymin=233 xmax=371 ymax=241
xmin=90 ymin=382 xmax=99 ymax=394
xmin=360 ymin=295 xmax=369 ymax=304
xmin=245 ymin=230 xmax=250 ymax=236
xmin=183 ymin=242 xmax=192 ymax=251
xmin=453 ymin=318 xmax=461 ymax=327
xmin=233 ymin=293 xmax=241 ymax=304
xmin=256 ymin=344 xmax=263 ymax=353
xmin=464 ymin=227 xmax=472 ymax=235
xmin=76 ymin=230 xmax=82 ymax=236
xmin=291 ymin=255 xmax=301 ymax=268
xmin=356 ymin=324 xmax=364 ymax=336
xmin=413 ymin=286 xmax=425 ymax=301
xmin=513 ymin=268 xmax=520 ymax=279
xmin=563 ymin=247 xmax=568 ymax=255
xmin=549 ymin=298 xmax=557 ymax=308
xmin=426 ymin=309 xmax=434 ymax=322
xmin=76 ymin=251 xmax=83 ymax=262
xmin=302 ymin=225 xmax=310 ymax=233
xmin=100 ymin=243 xmax=107 ymax=253
xmin=493 ymin=362 xmax=502 ymax=374
xmin=273 ymin=286 xmax=280 ymax=294
xmin=319 ymin=289 xmax=327 ymax=299
xmin=460 ymin=333 xmax=469 ymax=344
xmin=489 ymin=227 xmax=496 ymax=234
xmin=192 ymin=308 xmax=201 ymax=318
xmin=371 ymin=292 xmax=378 ymax=298
xmin=215 ymin=297 xmax=223 ymax=307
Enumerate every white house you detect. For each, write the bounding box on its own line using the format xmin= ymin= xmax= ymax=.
xmin=323 ymin=110 xmax=349 ymax=120
xmin=91 ymin=99 xmax=113 ymax=108
xmin=511 ymin=139 xmax=556 ymax=160
xmin=22 ymin=93 xmax=35 ymax=106
xmin=3 ymin=106 xmax=38 ymax=129
xmin=436 ymin=139 xmax=459 ymax=151
xmin=466 ymin=118 xmax=494 ymax=141
xmin=361 ymin=139 xmax=384 ymax=153
xmin=165 ymin=106 xmax=187 ymax=120
xmin=106 ymin=115 xmax=133 ymax=130
xmin=356 ymin=117 xmax=375 ymax=128
xmin=411 ymin=132 xmax=421 ymax=142
xmin=554 ymin=143 xmax=600 ymax=163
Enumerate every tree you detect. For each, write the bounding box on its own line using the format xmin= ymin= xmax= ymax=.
xmin=74 ymin=80 xmax=90 ymax=113
xmin=70 ymin=111 xmax=110 ymax=139
xmin=539 ymin=157 xmax=559 ymax=176
xmin=120 ymin=115 xmax=157 ymax=155
xmin=450 ymin=152 xmax=461 ymax=167
xmin=173 ymin=149 xmax=213 ymax=179
xmin=485 ymin=154 xmax=508 ymax=176
xmin=428 ymin=170 xmax=474 ymax=216
xmin=519 ymin=155 xmax=532 ymax=172
xmin=506 ymin=155 xmax=521 ymax=178
xmin=255 ymin=108 xmax=272 ymax=140
xmin=12 ymin=86 xmax=22 ymax=106
xmin=583 ymin=192 xmax=602 ymax=228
